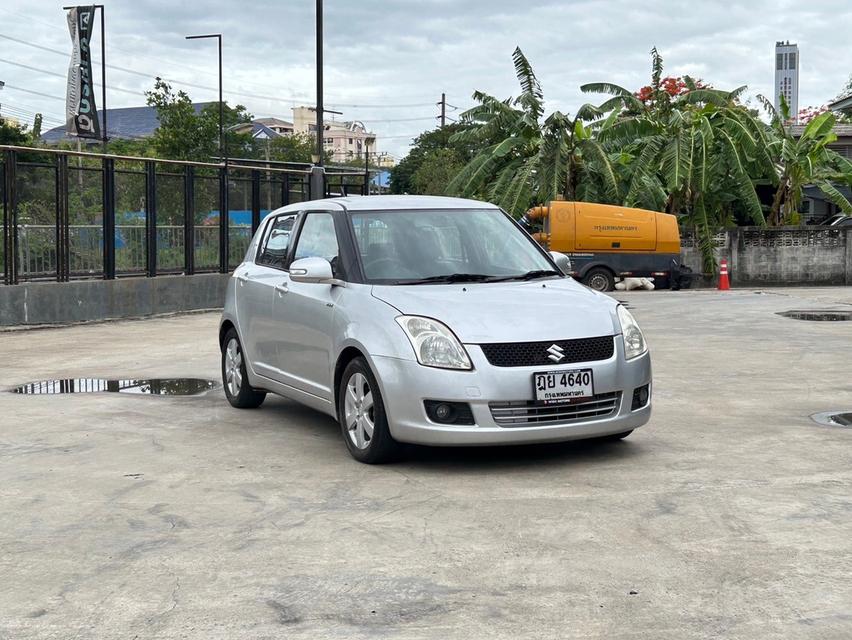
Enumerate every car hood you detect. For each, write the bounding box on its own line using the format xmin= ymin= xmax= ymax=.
xmin=371 ymin=278 xmax=620 ymax=343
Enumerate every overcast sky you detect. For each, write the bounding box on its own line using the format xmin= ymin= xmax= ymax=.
xmin=0 ymin=0 xmax=850 ymax=158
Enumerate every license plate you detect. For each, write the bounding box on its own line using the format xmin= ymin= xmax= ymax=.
xmin=533 ymin=369 xmax=594 ymax=404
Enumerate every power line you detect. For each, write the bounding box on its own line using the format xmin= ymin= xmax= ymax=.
xmin=2 ymin=83 xmax=66 ymax=101
xmin=0 ymin=30 xmax=441 ymax=110
xmin=0 ymin=57 xmax=146 ymax=97
xmin=0 ymin=105 xmax=64 ymax=127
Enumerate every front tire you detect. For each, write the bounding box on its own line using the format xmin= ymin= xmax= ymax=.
xmin=583 ymin=267 xmax=615 ymax=292
xmin=222 ymin=329 xmax=266 ymax=409
xmin=338 ymin=357 xmax=400 ymax=464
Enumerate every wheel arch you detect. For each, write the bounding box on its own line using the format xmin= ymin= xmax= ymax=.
xmin=219 ymin=319 xmax=237 ymax=351
xmin=334 ymin=345 xmax=368 ymax=417
xmin=577 ymin=261 xmax=616 ymax=280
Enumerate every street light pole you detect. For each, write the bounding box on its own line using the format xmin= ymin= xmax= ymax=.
xmin=315 ymin=0 xmax=324 ymax=167
xmin=185 ymin=34 xmax=223 ymax=163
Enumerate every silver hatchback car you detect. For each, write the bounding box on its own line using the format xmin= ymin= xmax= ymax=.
xmin=219 ymin=195 xmax=651 ymax=463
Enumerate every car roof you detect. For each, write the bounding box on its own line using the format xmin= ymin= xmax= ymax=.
xmin=270 ymin=195 xmax=500 ymax=215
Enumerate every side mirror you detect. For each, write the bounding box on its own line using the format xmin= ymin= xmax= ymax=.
xmin=289 ymin=257 xmax=344 ymax=286
xmin=549 ymin=251 xmax=572 ymax=275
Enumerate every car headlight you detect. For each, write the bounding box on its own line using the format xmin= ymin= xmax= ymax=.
xmin=617 ymin=305 xmax=647 ymax=360
xmin=395 ymin=316 xmax=472 ymax=370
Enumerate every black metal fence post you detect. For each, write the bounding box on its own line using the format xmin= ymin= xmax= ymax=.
xmin=56 ymin=153 xmax=70 ymax=282
xmin=251 ymin=169 xmax=261 ymax=234
xmin=184 ymin=165 xmax=195 ymax=275
xmin=102 ymin=157 xmax=116 ymax=279
xmin=309 ymin=166 xmax=324 ymax=201
xmin=3 ymin=150 xmax=18 ymax=284
xmin=0 ymin=157 xmax=5 ymax=285
xmin=145 ymin=160 xmax=157 ymax=277
xmin=282 ymin=173 xmax=290 ymax=207
xmin=2 ymin=150 xmax=16 ymax=285
xmin=219 ymin=166 xmax=229 ymax=273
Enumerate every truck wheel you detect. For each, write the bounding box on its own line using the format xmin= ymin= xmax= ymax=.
xmin=583 ymin=268 xmax=615 ymax=292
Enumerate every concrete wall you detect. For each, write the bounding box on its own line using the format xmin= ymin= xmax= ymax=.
xmin=0 ymin=273 xmax=230 ymax=327
xmin=681 ymin=226 xmax=852 ymax=287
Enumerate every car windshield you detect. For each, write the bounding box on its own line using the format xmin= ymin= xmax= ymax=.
xmin=350 ymin=208 xmax=558 ymax=284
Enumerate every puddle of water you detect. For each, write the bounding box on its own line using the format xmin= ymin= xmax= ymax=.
xmin=11 ymin=378 xmax=218 ymax=396
xmin=777 ymin=310 xmax=852 ymax=322
xmin=810 ymin=411 xmax=852 ymax=428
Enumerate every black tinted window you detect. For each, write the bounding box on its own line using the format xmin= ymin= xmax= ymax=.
xmin=257 ymin=215 xmax=296 ymax=269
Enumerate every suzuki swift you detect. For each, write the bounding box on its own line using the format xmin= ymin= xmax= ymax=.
xmin=219 ymin=196 xmax=651 ymax=463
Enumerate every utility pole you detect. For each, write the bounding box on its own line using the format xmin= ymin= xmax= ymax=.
xmin=315 ymin=0 xmax=324 ymax=166
xmin=438 ymin=92 xmax=446 ymax=128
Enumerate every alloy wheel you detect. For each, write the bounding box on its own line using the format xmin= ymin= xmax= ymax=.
xmin=344 ymin=372 xmax=374 ymax=450
xmin=225 ymin=338 xmax=243 ymax=397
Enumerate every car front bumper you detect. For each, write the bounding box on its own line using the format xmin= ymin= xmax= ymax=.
xmin=371 ymin=336 xmax=652 ymax=446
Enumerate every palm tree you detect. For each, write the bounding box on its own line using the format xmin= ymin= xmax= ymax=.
xmin=759 ymin=95 xmax=852 ymax=225
xmin=581 ymin=48 xmax=773 ymax=271
xmin=447 ymin=48 xmax=619 ymax=216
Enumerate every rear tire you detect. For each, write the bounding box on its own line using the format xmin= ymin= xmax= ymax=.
xmin=222 ymin=328 xmax=266 ymax=409
xmin=583 ymin=267 xmax=615 ymax=292
xmin=338 ymin=357 xmax=401 ymax=464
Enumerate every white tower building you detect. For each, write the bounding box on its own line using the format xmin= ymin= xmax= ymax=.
xmin=774 ymin=41 xmax=799 ymax=121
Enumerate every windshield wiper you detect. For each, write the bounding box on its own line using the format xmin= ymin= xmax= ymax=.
xmin=393 ymin=273 xmax=494 ymax=285
xmin=488 ymin=269 xmax=562 ymax=282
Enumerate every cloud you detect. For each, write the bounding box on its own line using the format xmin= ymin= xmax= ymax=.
xmin=0 ymin=0 xmax=849 ymax=158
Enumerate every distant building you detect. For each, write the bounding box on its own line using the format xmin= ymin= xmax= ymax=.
xmin=41 ymin=102 xmax=380 ymax=163
xmin=828 ymin=93 xmax=852 ymax=120
xmin=40 ymin=103 xmax=214 ymax=144
xmin=375 ymin=153 xmax=396 ymax=169
xmin=774 ymin=41 xmax=800 ymax=120
xmin=253 ymin=117 xmax=294 ymax=136
xmin=789 ymin=123 xmax=852 ymax=220
xmin=230 ymin=108 xmax=378 ymax=163
xmin=292 ymin=106 xmax=376 ymax=163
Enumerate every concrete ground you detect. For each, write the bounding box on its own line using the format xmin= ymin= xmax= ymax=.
xmin=1 ymin=287 xmax=851 ymax=639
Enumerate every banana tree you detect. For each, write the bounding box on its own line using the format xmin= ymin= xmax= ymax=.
xmin=447 ymin=47 xmax=619 ymax=216
xmin=759 ymin=95 xmax=852 ymax=225
xmin=581 ymin=49 xmax=773 ymax=271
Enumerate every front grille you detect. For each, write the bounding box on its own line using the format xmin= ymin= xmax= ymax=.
xmin=479 ymin=336 xmax=614 ymax=367
xmin=490 ymin=392 xmax=621 ymax=427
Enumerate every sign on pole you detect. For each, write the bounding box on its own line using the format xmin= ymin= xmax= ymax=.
xmin=65 ymin=6 xmax=100 ymax=139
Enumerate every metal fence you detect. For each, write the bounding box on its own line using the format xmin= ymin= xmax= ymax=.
xmin=1 ymin=145 xmax=369 ymax=284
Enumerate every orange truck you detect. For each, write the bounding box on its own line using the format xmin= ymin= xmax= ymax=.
xmin=521 ymin=201 xmax=683 ymax=291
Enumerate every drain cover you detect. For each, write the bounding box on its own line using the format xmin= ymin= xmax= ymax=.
xmin=11 ymin=378 xmax=217 ymax=395
xmin=811 ymin=412 xmax=852 ymax=428
xmin=778 ymin=310 xmax=852 ymax=321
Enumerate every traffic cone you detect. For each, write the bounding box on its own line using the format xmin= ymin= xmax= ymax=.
xmin=718 ymin=258 xmax=730 ymax=291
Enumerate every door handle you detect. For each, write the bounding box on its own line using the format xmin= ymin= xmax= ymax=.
xmin=236 ymin=271 xmax=249 ymax=285
xmin=275 ymin=282 xmax=289 ymax=296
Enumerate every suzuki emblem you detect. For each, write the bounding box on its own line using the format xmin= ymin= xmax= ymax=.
xmin=546 ymin=344 xmax=565 ymax=362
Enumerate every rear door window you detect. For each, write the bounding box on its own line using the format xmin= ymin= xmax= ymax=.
xmin=256 ymin=214 xmax=297 ymax=270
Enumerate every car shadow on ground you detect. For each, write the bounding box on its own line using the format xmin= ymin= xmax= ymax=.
xmin=399 ymin=438 xmax=644 ymax=473
xmin=258 ymin=395 xmax=646 ymax=472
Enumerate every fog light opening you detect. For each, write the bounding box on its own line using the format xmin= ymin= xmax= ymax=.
xmin=631 ymin=384 xmax=650 ymax=411
xmin=424 ymin=400 xmax=475 ymax=425
xmin=435 ymin=403 xmax=453 ymax=421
